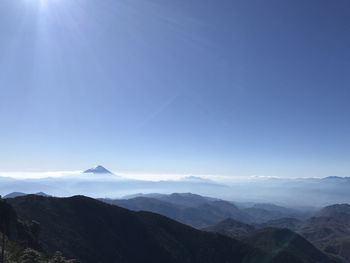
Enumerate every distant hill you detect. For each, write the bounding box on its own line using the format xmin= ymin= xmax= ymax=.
xmin=104 ymin=197 xmax=183 ymax=221
xmin=122 ymin=193 xmax=218 ymax=206
xmin=300 ymin=204 xmax=350 ymax=262
xmin=83 ymin=165 xmax=113 ymax=174
xmin=4 ymin=192 xmax=28 ymax=199
xmin=204 ymin=202 xmax=350 ymax=262
xmin=323 ymin=176 xmax=350 ymax=181
xmin=103 ymin=193 xmax=311 ymax=227
xmin=102 ymin=193 xmax=251 ymax=228
xmin=317 ymin=204 xmax=350 ymax=217
xmin=203 ymin=218 xmax=256 ymax=238
xmin=200 ymin=202 xmax=350 ymax=262
xmin=243 ymin=203 xmax=309 ymax=223
xmin=1 ymin=176 xmax=350 ymax=206
xmin=252 ymin=203 xmax=298 ymax=214
xmin=242 ymin=228 xmax=338 ymax=263
xmin=257 ymin=218 xmax=303 ymax=231
xmin=122 ymin=193 xmax=167 ymax=199
xmin=203 ymin=217 xmax=303 ymax=238
xmin=4 ymin=192 xmax=50 ymax=199
xmin=199 ymin=218 xmax=339 ymax=262
xmin=155 ymin=193 xmax=218 ymax=207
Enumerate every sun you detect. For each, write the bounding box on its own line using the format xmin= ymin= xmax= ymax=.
xmin=35 ymin=0 xmax=57 ymax=9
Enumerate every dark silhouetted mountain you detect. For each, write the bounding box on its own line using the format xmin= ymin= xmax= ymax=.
xmin=6 ymin=195 xmax=339 ymax=263
xmin=7 ymin=195 xmax=284 ymax=263
xmin=35 ymin=192 xmax=51 ymax=197
xmin=0 ymin=198 xmax=77 ymax=262
xmin=242 ymin=228 xmax=338 ymax=263
xmin=103 ymin=194 xmax=250 ymax=228
xmin=203 ymin=218 xmax=256 ymax=238
xmin=0 ymin=199 xmax=41 ymax=251
xmin=83 ymin=165 xmax=113 ymax=174
xmin=300 ymin=204 xmax=350 ymax=262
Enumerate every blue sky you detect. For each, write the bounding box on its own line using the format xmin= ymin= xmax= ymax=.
xmin=0 ymin=0 xmax=349 ymax=178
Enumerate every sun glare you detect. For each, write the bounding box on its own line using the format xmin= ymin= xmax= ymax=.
xmin=39 ymin=0 xmax=49 ymax=7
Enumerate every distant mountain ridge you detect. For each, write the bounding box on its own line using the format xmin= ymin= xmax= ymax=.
xmin=203 ymin=218 xmax=256 ymax=238
xmin=317 ymin=204 xmax=350 ymax=217
xmin=102 ymin=193 xmax=251 ymax=228
xmin=102 ymin=193 xmax=312 ymax=228
xmin=299 ymin=204 xmax=350 ymax=262
xmin=204 ymin=202 xmax=350 ymax=262
xmin=323 ymin=176 xmax=350 ymax=180
xmin=242 ymin=228 xmax=337 ymax=263
xmin=258 ymin=217 xmax=303 ymax=231
xmin=4 ymin=192 xmax=50 ymax=199
xmin=2 ymin=173 xmax=350 ymax=206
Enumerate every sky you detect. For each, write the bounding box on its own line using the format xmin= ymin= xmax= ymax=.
xmin=0 ymin=0 xmax=349 ymax=179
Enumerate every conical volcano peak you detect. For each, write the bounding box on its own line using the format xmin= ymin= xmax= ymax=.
xmin=83 ymin=165 xmax=113 ymax=175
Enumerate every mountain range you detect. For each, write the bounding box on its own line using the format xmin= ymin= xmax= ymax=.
xmin=2 ymin=166 xmax=350 ymax=206
xmin=1 ymin=195 xmax=339 ymax=263
xmin=3 ymin=192 xmax=50 ymax=199
xmin=300 ymin=204 xmax=350 ymax=262
xmin=101 ymin=193 xmax=309 ymax=228
xmin=100 ymin=192 xmax=350 ymax=262
xmin=2 ymin=173 xmax=350 ymax=262
xmin=202 ymin=203 xmax=350 ymax=262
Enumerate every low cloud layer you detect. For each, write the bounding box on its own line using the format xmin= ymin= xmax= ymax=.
xmin=0 ymin=170 xmax=350 ymax=207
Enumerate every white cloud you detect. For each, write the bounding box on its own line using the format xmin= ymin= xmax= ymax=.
xmin=0 ymin=171 xmax=82 ymax=179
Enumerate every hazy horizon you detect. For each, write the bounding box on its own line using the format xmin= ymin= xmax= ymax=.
xmin=0 ymin=166 xmax=343 ymax=181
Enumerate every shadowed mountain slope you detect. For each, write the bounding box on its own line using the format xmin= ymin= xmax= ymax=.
xmin=203 ymin=218 xmax=256 ymax=238
xmin=103 ymin=195 xmax=250 ymax=228
xmin=2 ymin=195 xmax=343 ymax=263
xmin=203 ymin=218 xmax=342 ymax=263
xmin=258 ymin=218 xmax=303 ymax=231
xmin=300 ymin=204 xmax=350 ymax=262
xmin=0 ymin=199 xmax=41 ymax=253
xmin=103 ymin=193 xmax=312 ymax=228
xmin=7 ymin=195 xmax=273 ymax=263
xmin=242 ymin=228 xmax=339 ymax=263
